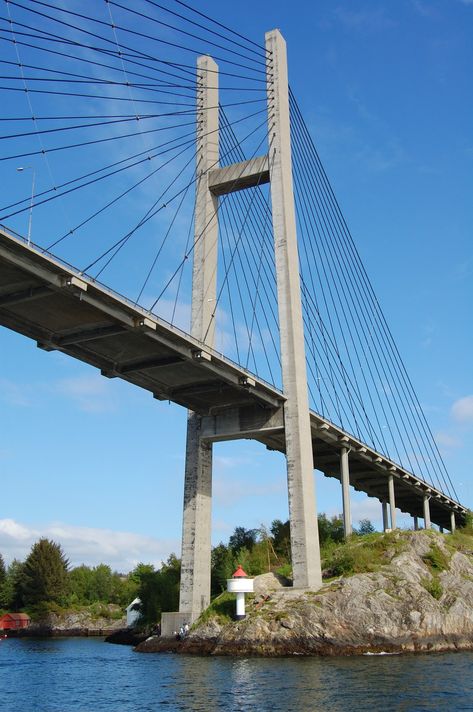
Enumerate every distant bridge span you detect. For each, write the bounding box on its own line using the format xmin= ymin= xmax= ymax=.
xmin=0 ymin=225 xmax=465 ymax=532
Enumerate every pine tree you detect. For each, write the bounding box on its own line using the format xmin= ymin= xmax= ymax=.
xmin=21 ymin=539 xmax=69 ymax=606
xmin=2 ymin=559 xmax=25 ymax=610
xmin=0 ymin=553 xmax=6 ymax=608
xmin=0 ymin=553 xmax=5 ymax=586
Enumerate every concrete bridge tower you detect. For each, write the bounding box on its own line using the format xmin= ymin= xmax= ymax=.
xmin=164 ymin=30 xmax=322 ymax=633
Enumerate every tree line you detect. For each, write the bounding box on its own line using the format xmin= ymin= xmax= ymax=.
xmin=0 ymin=539 xmax=140 ymax=615
xmin=0 ymin=514 xmax=375 ymax=624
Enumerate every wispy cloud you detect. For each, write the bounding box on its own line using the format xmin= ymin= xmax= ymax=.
xmin=326 ymin=496 xmax=381 ymax=523
xmin=354 ymin=138 xmax=408 ymax=173
xmin=451 ymin=395 xmax=473 ymax=424
xmin=0 ymin=377 xmax=33 ymax=407
xmin=55 ymin=374 xmax=117 ymax=413
xmin=435 ymin=430 xmax=462 ymax=450
xmin=421 ymin=320 xmax=435 ymax=348
xmin=213 ymin=473 xmax=285 ymax=507
xmin=411 ymin=0 xmax=440 ymax=18
xmin=334 ymin=6 xmax=398 ymax=32
xmin=0 ymin=518 xmax=179 ymax=572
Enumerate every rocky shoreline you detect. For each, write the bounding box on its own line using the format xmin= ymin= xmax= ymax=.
xmin=9 ymin=605 xmax=126 ymax=638
xmin=137 ymin=530 xmax=473 ymax=657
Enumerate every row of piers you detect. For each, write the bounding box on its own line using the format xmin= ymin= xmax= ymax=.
xmin=337 ymin=448 xmax=457 ymax=535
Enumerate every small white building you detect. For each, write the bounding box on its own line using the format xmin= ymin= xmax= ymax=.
xmin=126 ymin=598 xmax=141 ymax=627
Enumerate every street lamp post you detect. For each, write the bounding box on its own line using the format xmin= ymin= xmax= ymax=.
xmin=16 ymin=166 xmax=35 ymax=246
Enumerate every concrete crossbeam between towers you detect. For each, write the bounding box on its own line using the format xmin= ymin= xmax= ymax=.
xmin=208 ymin=155 xmax=270 ymax=195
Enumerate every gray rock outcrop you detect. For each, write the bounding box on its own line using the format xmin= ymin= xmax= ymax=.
xmin=137 ymin=530 xmax=473 ymax=656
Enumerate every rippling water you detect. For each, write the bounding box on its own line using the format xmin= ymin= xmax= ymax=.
xmin=1 ymin=637 xmax=473 ymax=711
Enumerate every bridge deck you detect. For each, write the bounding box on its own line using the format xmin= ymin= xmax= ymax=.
xmin=0 ymin=226 xmax=466 ymax=530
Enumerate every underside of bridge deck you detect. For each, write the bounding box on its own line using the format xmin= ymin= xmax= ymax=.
xmin=0 ymin=226 xmax=466 ymax=531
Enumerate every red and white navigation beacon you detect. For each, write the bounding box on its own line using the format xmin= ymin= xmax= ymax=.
xmin=227 ymin=565 xmax=254 ymax=620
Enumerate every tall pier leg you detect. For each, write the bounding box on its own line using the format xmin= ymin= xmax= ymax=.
xmin=382 ymin=501 xmax=389 ymax=532
xmin=450 ymin=511 xmax=456 ymax=533
xmin=423 ymin=495 xmax=431 ymax=530
xmin=413 ymin=516 xmax=419 ymax=531
xmin=340 ymin=447 xmax=352 ymax=537
xmin=179 ymin=416 xmax=212 ymax=619
xmin=388 ymin=474 xmax=397 ymax=529
xmin=266 ymin=29 xmax=322 ymax=589
xmin=179 ymin=56 xmax=219 ymax=622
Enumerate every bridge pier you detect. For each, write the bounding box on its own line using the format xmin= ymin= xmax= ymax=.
xmin=388 ymin=474 xmax=397 ymax=529
xmin=382 ymin=500 xmax=389 ymax=532
xmin=413 ymin=516 xmax=419 ymax=531
xmin=340 ymin=447 xmax=352 ymax=537
xmin=179 ymin=413 xmax=212 ymax=620
xmin=423 ymin=495 xmax=431 ymax=529
xmin=450 ymin=511 xmax=456 ymax=533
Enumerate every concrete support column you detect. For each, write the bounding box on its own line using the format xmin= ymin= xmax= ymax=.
xmin=423 ymin=495 xmax=431 ymax=530
xmin=388 ymin=474 xmax=397 ymax=529
xmin=382 ymin=501 xmax=389 ymax=532
xmin=179 ymin=56 xmax=219 ymax=622
xmin=340 ymin=447 xmax=352 ymax=537
xmin=266 ymin=29 xmax=322 ymax=589
xmin=450 ymin=511 xmax=456 ymax=533
xmin=413 ymin=516 xmax=419 ymax=531
xmin=179 ymin=414 xmax=212 ymax=619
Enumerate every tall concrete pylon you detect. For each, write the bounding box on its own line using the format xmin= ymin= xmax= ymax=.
xmin=177 ymin=30 xmax=322 ymax=627
xmin=178 ymin=55 xmax=219 ymax=622
xmin=265 ymin=29 xmax=322 ymax=589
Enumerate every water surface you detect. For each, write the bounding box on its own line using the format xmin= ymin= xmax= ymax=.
xmin=1 ymin=637 xmax=472 ymax=711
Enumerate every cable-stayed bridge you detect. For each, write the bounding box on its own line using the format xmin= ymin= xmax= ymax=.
xmin=0 ymin=2 xmax=467 ymax=626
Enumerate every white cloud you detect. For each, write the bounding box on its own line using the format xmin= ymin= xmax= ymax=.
xmin=435 ymin=431 xmax=462 ymax=449
xmin=326 ymin=496 xmax=382 ymax=523
xmin=55 ymin=374 xmax=117 ymax=413
xmin=213 ymin=473 xmax=285 ymax=507
xmin=451 ymin=395 xmax=473 ymax=424
xmin=0 ymin=519 xmax=179 ymax=572
xmin=411 ymin=0 xmax=439 ymax=18
xmin=334 ymin=6 xmax=397 ymax=32
xmin=0 ymin=377 xmax=32 ymax=407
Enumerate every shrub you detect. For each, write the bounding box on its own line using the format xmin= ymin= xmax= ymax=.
xmin=198 ymin=592 xmax=235 ymax=625
xmin=422 ymin=576 xmax=443 ymax=600
xmin=422 ymin=544 xmax=449 ymax=572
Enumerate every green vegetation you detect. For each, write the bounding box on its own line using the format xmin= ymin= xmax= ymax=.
xmin=133 ymin=555 xmax=181 ymax=628
xmin=197 ymin=592 xmax=235 ymax=626
xmin=321 ymin=530 xmax=407 ymax=578
xmin=418 ymin=540 xmax=451 ymax=601
xmin=0 ymin=541 xmax=141 ymax=620
xmin=422 ymin=543 xmax=449 ymax=572
xmin=0 ymin=553 xmax=5 ymax=587
xmin=21 ymin=539 xmax=69 ymax=608
xmin=421 ymin=576 xmax=443 ymax=600
xmin=8 ymin=513 xmax=471 ymax=628
xmin=0 ymin=513 xmax=377 ymax=623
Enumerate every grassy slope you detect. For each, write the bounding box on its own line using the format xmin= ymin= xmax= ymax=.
xmin=197 ymin=527 xmax=473 ymax=627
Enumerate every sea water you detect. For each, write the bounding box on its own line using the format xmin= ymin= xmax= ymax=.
xmin=1 ymin=637 xmax=472 ymax=711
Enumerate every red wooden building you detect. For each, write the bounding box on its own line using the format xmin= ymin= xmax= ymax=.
xmin=0 ymin=613 xmax=31 ymax=630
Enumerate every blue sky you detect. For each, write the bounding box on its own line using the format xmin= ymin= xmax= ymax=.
xmin=0 ymin=0 xmax=472 ymax=571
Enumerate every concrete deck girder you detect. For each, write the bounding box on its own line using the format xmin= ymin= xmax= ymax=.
xmin=0 ymin=226 xmax=466 ymax=534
